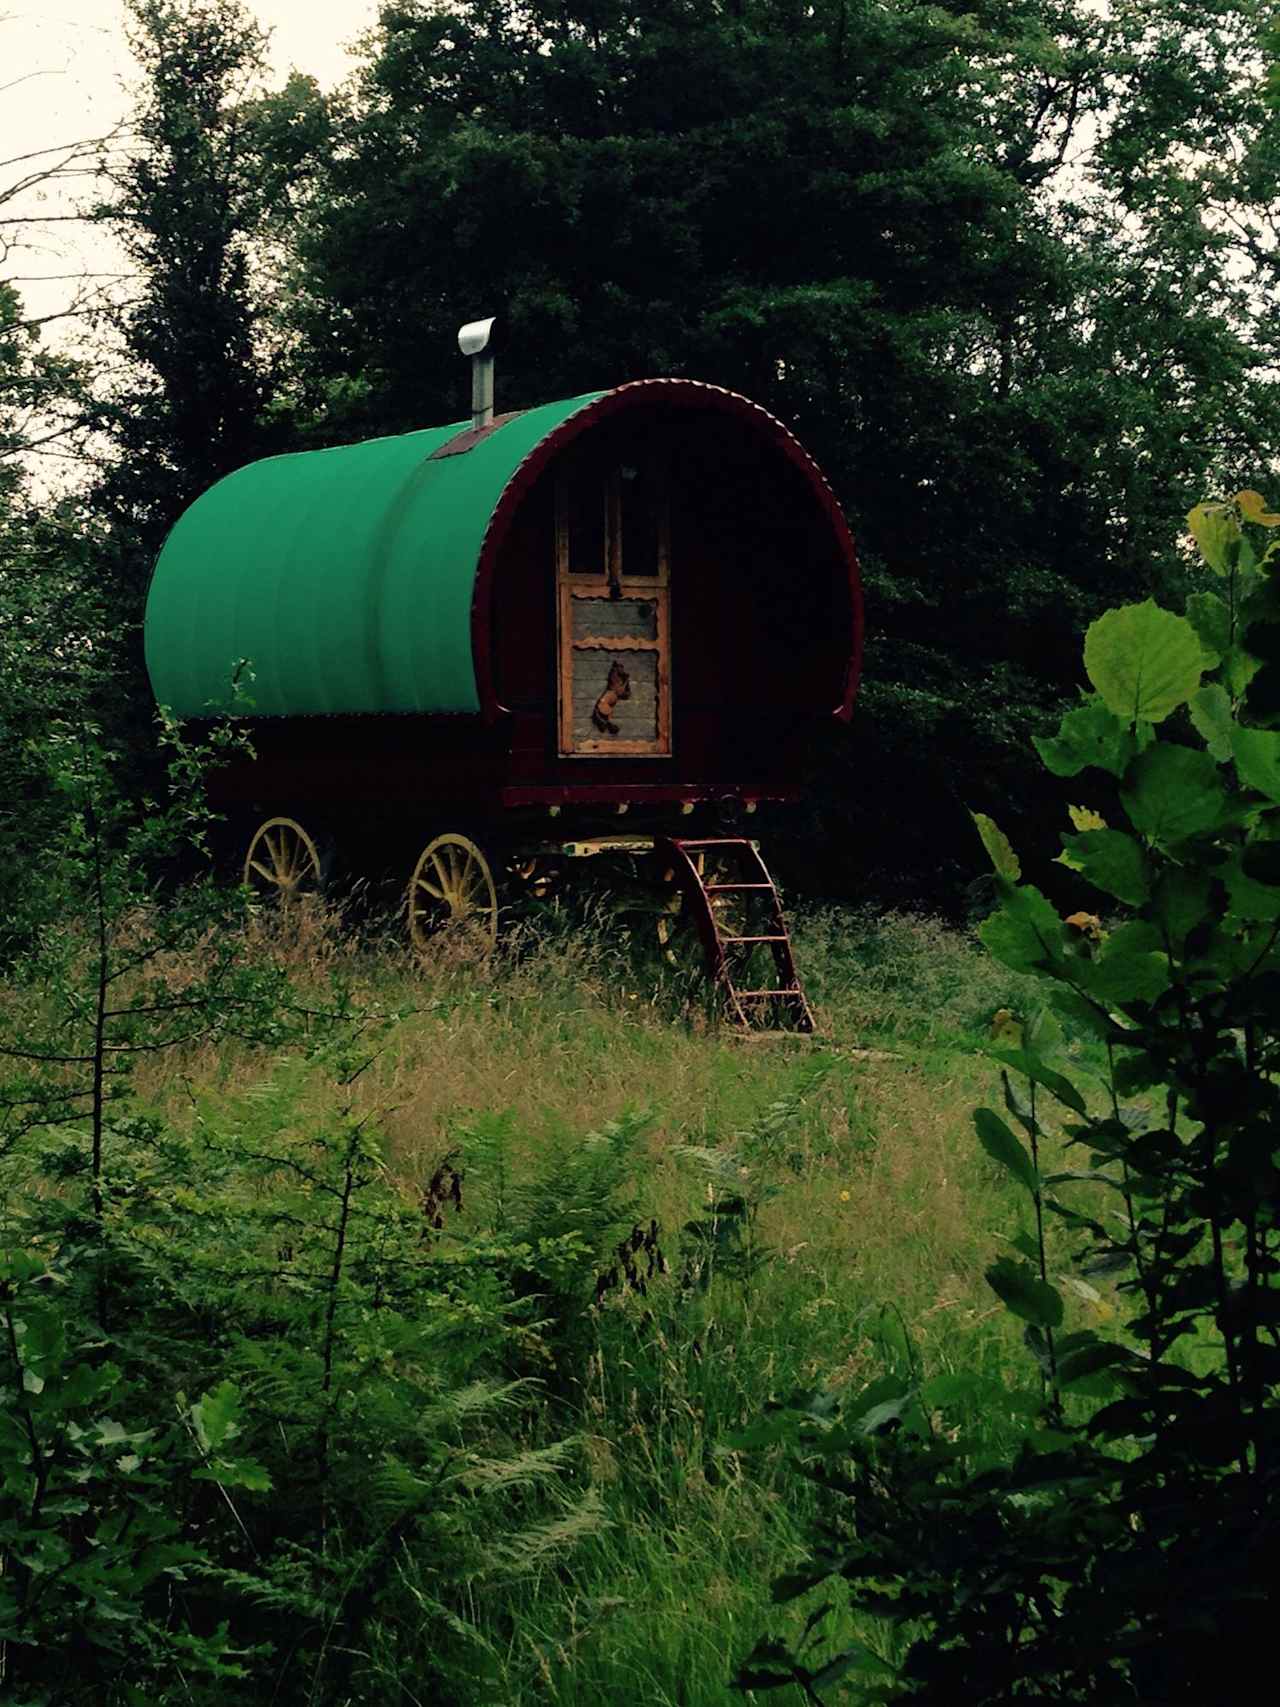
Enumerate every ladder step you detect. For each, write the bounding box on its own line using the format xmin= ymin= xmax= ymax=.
xmin=733 ymin=989 xmax=803 ymax=999
xmin=704 ymin=882 xmax=773 ymax=891
xmin=721 ymin=934 xmax=788 ymax=944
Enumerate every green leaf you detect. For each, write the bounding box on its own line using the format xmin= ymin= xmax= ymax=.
xmin=1003 ymin=1069 xmax=1038 ymax=1133
xmin=840 ymin=1374 xmax=911 ymax=1437
xmin=1151 ymin=868 xmax=1214 ymax=945
xmin=1057 ymin=1341 xmax=1130 ymax=1391
xmin=978 ymin=885 xmax=1065 ymax=975
xmin=1224 ymin=853 xmax=1280 ymax=922
xmin=1057 ymin=828 xmax=1150 ymax=905
xmin=191 ymin=1381 xmax=243 ymax=1455
xmin=857 ymin=1397 xmax=908 ymax=1435
xmin=1233 ymin=725 xmax=1280 ymax=802
xmin=986 ymin=1257 xmax=1063 ymax=1328
xmin=1187 ymin=501 xmax=1240 ymax=573
xmin=1048 ymin=985 xmax=1119 ymax=1041
xmin=1034 ymin=697 xmax=1132 ymax=778
xmin=1025 ymin=1006 xmax=1064 ymax=1056
xmin=1225 ymin=645 xmax=1260 ymax=700
xmin=974 ymin=1107 xmax=1038 ymax=1193
xmin=1121 ymin=744 xmax=1226 ymax=844
xmin=18 ymin=1306 xmax=65 ymax=1365
xmin=1067 ymin=804 xmax=1107 ymax=831
xmin=1081 ymin=921 xmax=1171 ymax=1005
xmin=1084 ymin=601 xmax=1204 ymax=723
xmin=811 ymin=1647 xmax=898 ymax=1688
xmin=921 ymin=1371 xmax=984 ymax=1409
xmin=195 ymin=1458 xmax=272 ymax=1492
xmin=985 ymin=1048 xmax=1088 ymax=1115
xmin=1189 ymin=684 xmax=1234 ymax=763
xmin=735 ymin=1639 xmax=799 ymax=1690
xmin=971 ymin=811 xmax=1020 ymax=881
xmin=1185 ymin=591 xmax=1231 ymax=667
xmin=0 ymin=1252 xmax=48 ymax=1285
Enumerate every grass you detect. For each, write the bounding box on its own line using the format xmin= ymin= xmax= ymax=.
xmin=111 ymin=898 xmax=1099 ymax=1703
xmin=0 ymin=881 xmax=1106 ymax=1704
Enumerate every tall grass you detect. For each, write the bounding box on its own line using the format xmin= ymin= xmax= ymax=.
xmin=109 ymin=902 xmax=1078 ymax=1702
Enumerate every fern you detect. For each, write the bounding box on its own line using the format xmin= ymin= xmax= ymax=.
xmin=458 ymin=1437 xmax=577 ymax=1494
xmin=485 ymin=1489 xmax=607 ymax=1572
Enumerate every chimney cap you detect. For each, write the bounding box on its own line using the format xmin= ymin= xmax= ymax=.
xmin=458 ymin=315 xmax=501 ymax=357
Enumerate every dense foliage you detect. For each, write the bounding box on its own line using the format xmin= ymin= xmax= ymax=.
xmin=7 ymin=0 xmax=1279 ymax=902
xmin=4 ymin=10 xmax=1280 ymax=1697
xmin=737 ymin=492 xmax=1280 ymax=1700
xmin=278 ymin=0 xmax=1280 ymax=896
xmin=0 ymin=722 xmax=644 ymax=1702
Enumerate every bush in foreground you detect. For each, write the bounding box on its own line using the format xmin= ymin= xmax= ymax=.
xmin=740 ymin=494 xmax=1280 ymax=1701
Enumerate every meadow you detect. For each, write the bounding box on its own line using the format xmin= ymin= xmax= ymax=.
xmin=90 ymin=898 xmax=1069 ymax=1705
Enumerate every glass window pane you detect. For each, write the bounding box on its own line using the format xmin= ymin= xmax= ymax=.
xmin=564 ymin=464 xmax=605 ymax=577
xmin=619 ymin=463 xmax=661 ymax=576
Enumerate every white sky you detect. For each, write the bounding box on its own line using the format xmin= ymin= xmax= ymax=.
xmin=2 ymin=1 xmax=378 ymax=339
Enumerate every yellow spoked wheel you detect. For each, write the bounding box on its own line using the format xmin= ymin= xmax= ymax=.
xmin=243 ymin=817 xmax=325 ymax=904
xmin=408 ymin=834 xmax=499 ymax=956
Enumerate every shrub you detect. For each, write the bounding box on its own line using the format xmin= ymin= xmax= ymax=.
xmin=738 ymin=492 xmax=1280 ymax=1702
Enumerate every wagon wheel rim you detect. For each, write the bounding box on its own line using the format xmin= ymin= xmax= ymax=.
xmin=408 ymin=834 xmax=498 ymax=956
xmin=656 ymin=850 xmax=742 ymax=969
xmin=657 ymin=849 xmax=704 ymax=969
xmin=243 ymin=817 xmax=324 ymax=903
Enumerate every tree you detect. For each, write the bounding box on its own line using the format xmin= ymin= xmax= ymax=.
xmin=276 ymin=0 xmax=1280 ymax=904
xmin=93 ymin=0 xmax=327 ymax=595
xmin=75 ymin=0 xmax=329 ymax=807
xmin=0 ymin=12 xmax=115 ymax=482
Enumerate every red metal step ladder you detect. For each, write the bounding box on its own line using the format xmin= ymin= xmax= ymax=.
xmin=656 ymin=837 xmax=815 ymax=1033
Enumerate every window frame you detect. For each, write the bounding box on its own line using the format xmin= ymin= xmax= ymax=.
xmin=555 ymin=461 xmax=672 ymax=758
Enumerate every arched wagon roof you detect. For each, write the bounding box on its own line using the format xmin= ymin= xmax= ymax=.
xmin=144 ymin=380 xmax=862 ymax=721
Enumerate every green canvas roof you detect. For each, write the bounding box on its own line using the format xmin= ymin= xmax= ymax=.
xmin=144 ymin=392 xmax=603 ymax=718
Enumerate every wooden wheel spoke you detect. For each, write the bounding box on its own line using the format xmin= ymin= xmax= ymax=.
xmin=408 ymin=834 xmax=497 ymax=955
xmin=244 ymin=819 xmax=324 ymax=907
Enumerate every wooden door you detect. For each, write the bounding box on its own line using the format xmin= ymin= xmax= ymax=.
xmin=556 ymin=457 xmax=671 ymax=757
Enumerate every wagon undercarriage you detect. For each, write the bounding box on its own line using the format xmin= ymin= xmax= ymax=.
xmin=240 ymin=814 xmax=815 ymax=1034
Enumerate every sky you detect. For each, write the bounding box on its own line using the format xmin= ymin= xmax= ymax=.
xmin=2 ymin=1 xmax=378 ymax=339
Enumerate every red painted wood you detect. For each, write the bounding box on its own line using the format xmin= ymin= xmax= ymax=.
xmin=206 ymin=383 xmax=858 ymax=840
xmin=657 ymin=836 xmax=815 ymax=1033
xmin=471 ymin=378 xmax=861 ymax=727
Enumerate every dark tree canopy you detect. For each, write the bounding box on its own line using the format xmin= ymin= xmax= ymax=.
xmin=69 ymin=0 xmax=1280 ymax=903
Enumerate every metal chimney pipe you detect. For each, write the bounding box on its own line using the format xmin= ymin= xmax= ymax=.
xmin=458 ymin=316 xmax=498 ymax=430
